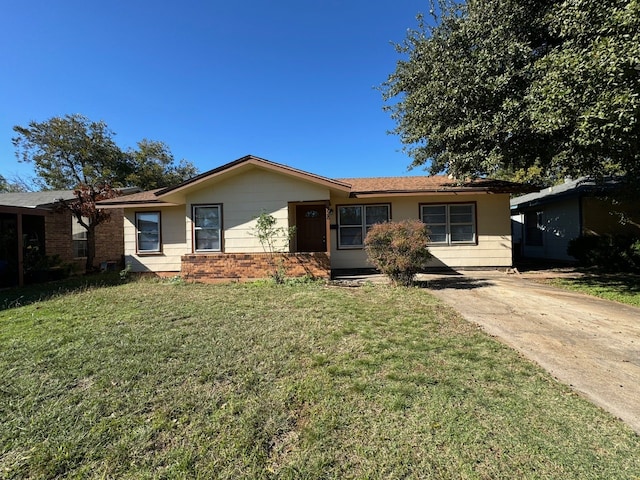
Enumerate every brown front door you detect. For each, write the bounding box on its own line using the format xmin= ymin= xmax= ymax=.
xmin=296 ymin=205 xmax=326 ymax=252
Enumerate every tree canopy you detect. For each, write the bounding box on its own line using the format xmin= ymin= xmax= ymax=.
xmin=12 ymin=114 xmax=199 ymax=271
xmin=12 ymin=114 xmax=198 ymax=191
xmin=125 ymin=139 xmax=198 ymax=191
xmin=13 ymin=115 xmax=126 ymax=191
xmin=382 ymin=0 xmax=640 ymax=185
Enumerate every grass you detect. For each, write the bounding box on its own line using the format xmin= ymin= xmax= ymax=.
xmin=546 ymin=272 xmax=640 ymax=307
xmin=1 ymin=277 xmax=639 ymax=479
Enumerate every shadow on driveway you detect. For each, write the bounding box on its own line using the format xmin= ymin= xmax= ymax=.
xmin=414 ymin=275 xmax=494 ymax=290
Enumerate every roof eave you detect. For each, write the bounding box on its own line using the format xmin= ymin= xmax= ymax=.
xmin=0 ymin=205 xmax=51 ymax=215
xmin=98 ymin=201 xmax=178 ymax=209
xmin=156 ymin=155 xmax=352 ymax=198
xmin=350 ymin=188 xmax=509 ymax=198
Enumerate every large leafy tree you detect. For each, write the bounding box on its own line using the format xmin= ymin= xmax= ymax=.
xmin=383 ymin=0 xmax=640 ymax=185
xmin=12 ymin=114 xmax=198 ymax=271
xmin=13 ymin=115 xmax=126 ymax=272
xmin=125 ymin=139 xmax=199 ymax=190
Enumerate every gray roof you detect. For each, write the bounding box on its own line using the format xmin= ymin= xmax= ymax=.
xmin=0 ymin=186 xmax=141 ymax=209
xmin=510 ymin=177 xmax=621 ymax=211
xmin=0 ymin=190 xmax=76 ymax=208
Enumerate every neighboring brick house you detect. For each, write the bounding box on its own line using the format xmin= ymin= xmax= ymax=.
xmin=0 ymin=191 xmax=127 ymax=287
xmin=100 ymin=155 xmax=528 ymax=282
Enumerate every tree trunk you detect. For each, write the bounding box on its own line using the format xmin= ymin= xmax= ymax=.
xmin=85 ymin=225 xmax=97 ymax=273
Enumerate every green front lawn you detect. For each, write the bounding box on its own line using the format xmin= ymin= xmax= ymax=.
xmin=547 ymin=272 xmax=640 ymax=307
xmin=1 ymin=278 xmax=638 ymax=479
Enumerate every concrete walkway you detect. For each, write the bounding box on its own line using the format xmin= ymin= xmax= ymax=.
xmin=415 ymin=270 xmax=640 ymax=434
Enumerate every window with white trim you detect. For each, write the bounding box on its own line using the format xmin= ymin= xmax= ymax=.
xmin=136 ymin=212 xmax=161 ymax=253
xmin=421 ymin=203 xmax=476 ymax=245
xmin=337 ymin=204 xmax=390 ymax=248
xmin=193 ymin=205 xmax=222 ymax=252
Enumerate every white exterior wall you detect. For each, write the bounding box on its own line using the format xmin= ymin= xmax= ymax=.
xmin=330 ymin=193 xmax=513 ymax=270
xmin=185 ymin=169 xmax=330 ymax=253
xmin=124 ymin=206 xmax=185 ymax=272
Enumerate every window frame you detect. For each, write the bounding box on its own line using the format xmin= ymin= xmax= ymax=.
xmin=419 ymin=202 xmax=477 ymax=246
xmin=135 ymin=211 xmax=162 ymax=254
xmin=72 ymin=217 xmax=88 ymax=258
xmin=336 ymin=203 xmax=391 ymax=249
xmin=192 ymin=204 xmax=223 ymax=253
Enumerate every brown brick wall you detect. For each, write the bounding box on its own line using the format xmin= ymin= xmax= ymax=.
xmin=181 ymin=252 xmax=330 ymax=282
xmin=44 ymin=210 xmax=73 ymax=263
xmin=44 ymin=208 xmax=125 ymax=271
xmin=94 ymin=208 xmax=124 ymax=268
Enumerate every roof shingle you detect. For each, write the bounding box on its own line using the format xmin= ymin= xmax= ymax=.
xmin=338 ymin=176 xmax=527 ymax=194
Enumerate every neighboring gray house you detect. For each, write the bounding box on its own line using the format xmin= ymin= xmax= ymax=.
xmin=511 ymin=177 xmax=640 ymax=263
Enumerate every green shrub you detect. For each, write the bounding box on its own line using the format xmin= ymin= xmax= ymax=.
xmin=364 ymin=219 xmax=432 ymax=286
xmin=567 ymin=235 xmax=640 ymax=272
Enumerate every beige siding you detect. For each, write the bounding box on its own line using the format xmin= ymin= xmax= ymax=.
xmin=330 ymin=193 xmax=512 ymax=269
xmin=124 ymin=206 xmax=185 ymax=272
xmin=186 ymin=168 xmax=330 ymax=253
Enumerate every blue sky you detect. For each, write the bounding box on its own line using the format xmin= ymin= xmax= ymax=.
xmin=1 ymin=1 xmax=430 ymax=185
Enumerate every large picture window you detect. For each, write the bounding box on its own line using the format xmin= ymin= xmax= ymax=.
xmin=421 ymin=203 xmax=476 ymax=245
xmin=193 ymin=205 xmax=222 ymax=252
xmin=136 ymin=212 xmax=161 ymax=253
xmin=337 ymin=204 xmax=390 ymax=248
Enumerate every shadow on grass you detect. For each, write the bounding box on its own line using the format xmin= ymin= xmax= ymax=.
xmin=565 ymin=271 xmax=640 ymax=295
xmin=0 ymin=273 xmax=125 ymax=311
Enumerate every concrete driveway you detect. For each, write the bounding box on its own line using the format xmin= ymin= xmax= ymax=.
xmin=418 ymin=270 xmax=640 ymax=434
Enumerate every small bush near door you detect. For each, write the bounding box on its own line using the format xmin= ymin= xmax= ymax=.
xmin=364 ymin=219 xmax=432 ymax=286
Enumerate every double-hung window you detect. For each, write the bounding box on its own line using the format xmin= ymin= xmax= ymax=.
xmin=337 ymin=204 xmax=390 ymax=248
xmin=136 ymin=212 xmax=161 ymax=253
xmin=421 ymin=203 xmax=476 ymax=245
xmin=193 ymin=205 xmax=222 ymax=252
